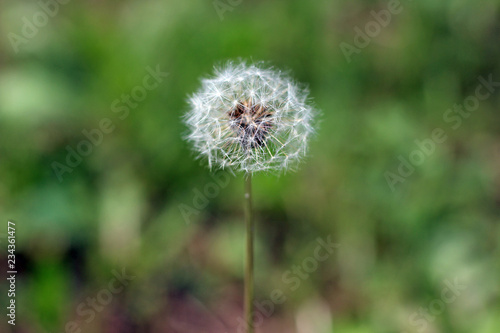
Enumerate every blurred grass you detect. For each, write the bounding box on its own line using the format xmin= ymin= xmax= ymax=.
xmin=0 ymin=0 xmax=499 ymax=332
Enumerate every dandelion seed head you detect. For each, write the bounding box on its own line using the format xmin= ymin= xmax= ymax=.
xmin=184 ymin=61 xmax=317 ymax=173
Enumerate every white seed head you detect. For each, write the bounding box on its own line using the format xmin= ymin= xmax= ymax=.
xmin=184 ymin=61 xmax=316 ymax=173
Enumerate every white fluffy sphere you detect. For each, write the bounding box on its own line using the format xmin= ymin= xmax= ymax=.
xmin=184 ymin=61 xmax=316 ymax=173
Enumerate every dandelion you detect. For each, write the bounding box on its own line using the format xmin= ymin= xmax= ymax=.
xmin=184 ymin=61 xmax=317 ymax=333
xmin=184 ymin=61 xmax=316 ymax=173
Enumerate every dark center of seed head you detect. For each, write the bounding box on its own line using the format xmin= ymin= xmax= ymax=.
xmin=228 ymin=100 xmax=273 ymax=149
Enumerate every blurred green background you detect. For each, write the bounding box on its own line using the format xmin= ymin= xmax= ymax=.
xmin=1 ymin=0 xmax=499 ymax=332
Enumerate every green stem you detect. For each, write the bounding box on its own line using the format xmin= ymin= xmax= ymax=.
xmin=244 ymin=173 xmax=254 ymax=333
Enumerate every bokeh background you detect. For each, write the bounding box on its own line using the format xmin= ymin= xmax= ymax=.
xmin=1 ymin=0 xmax=499 ymax=332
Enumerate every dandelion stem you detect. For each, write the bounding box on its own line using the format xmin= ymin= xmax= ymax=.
xmin=244 ymin=173 xmax=254 ymax=333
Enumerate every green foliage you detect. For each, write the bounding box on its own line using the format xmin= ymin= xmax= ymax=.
xmin=0 ymin=0 xmax=499 ymax=332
